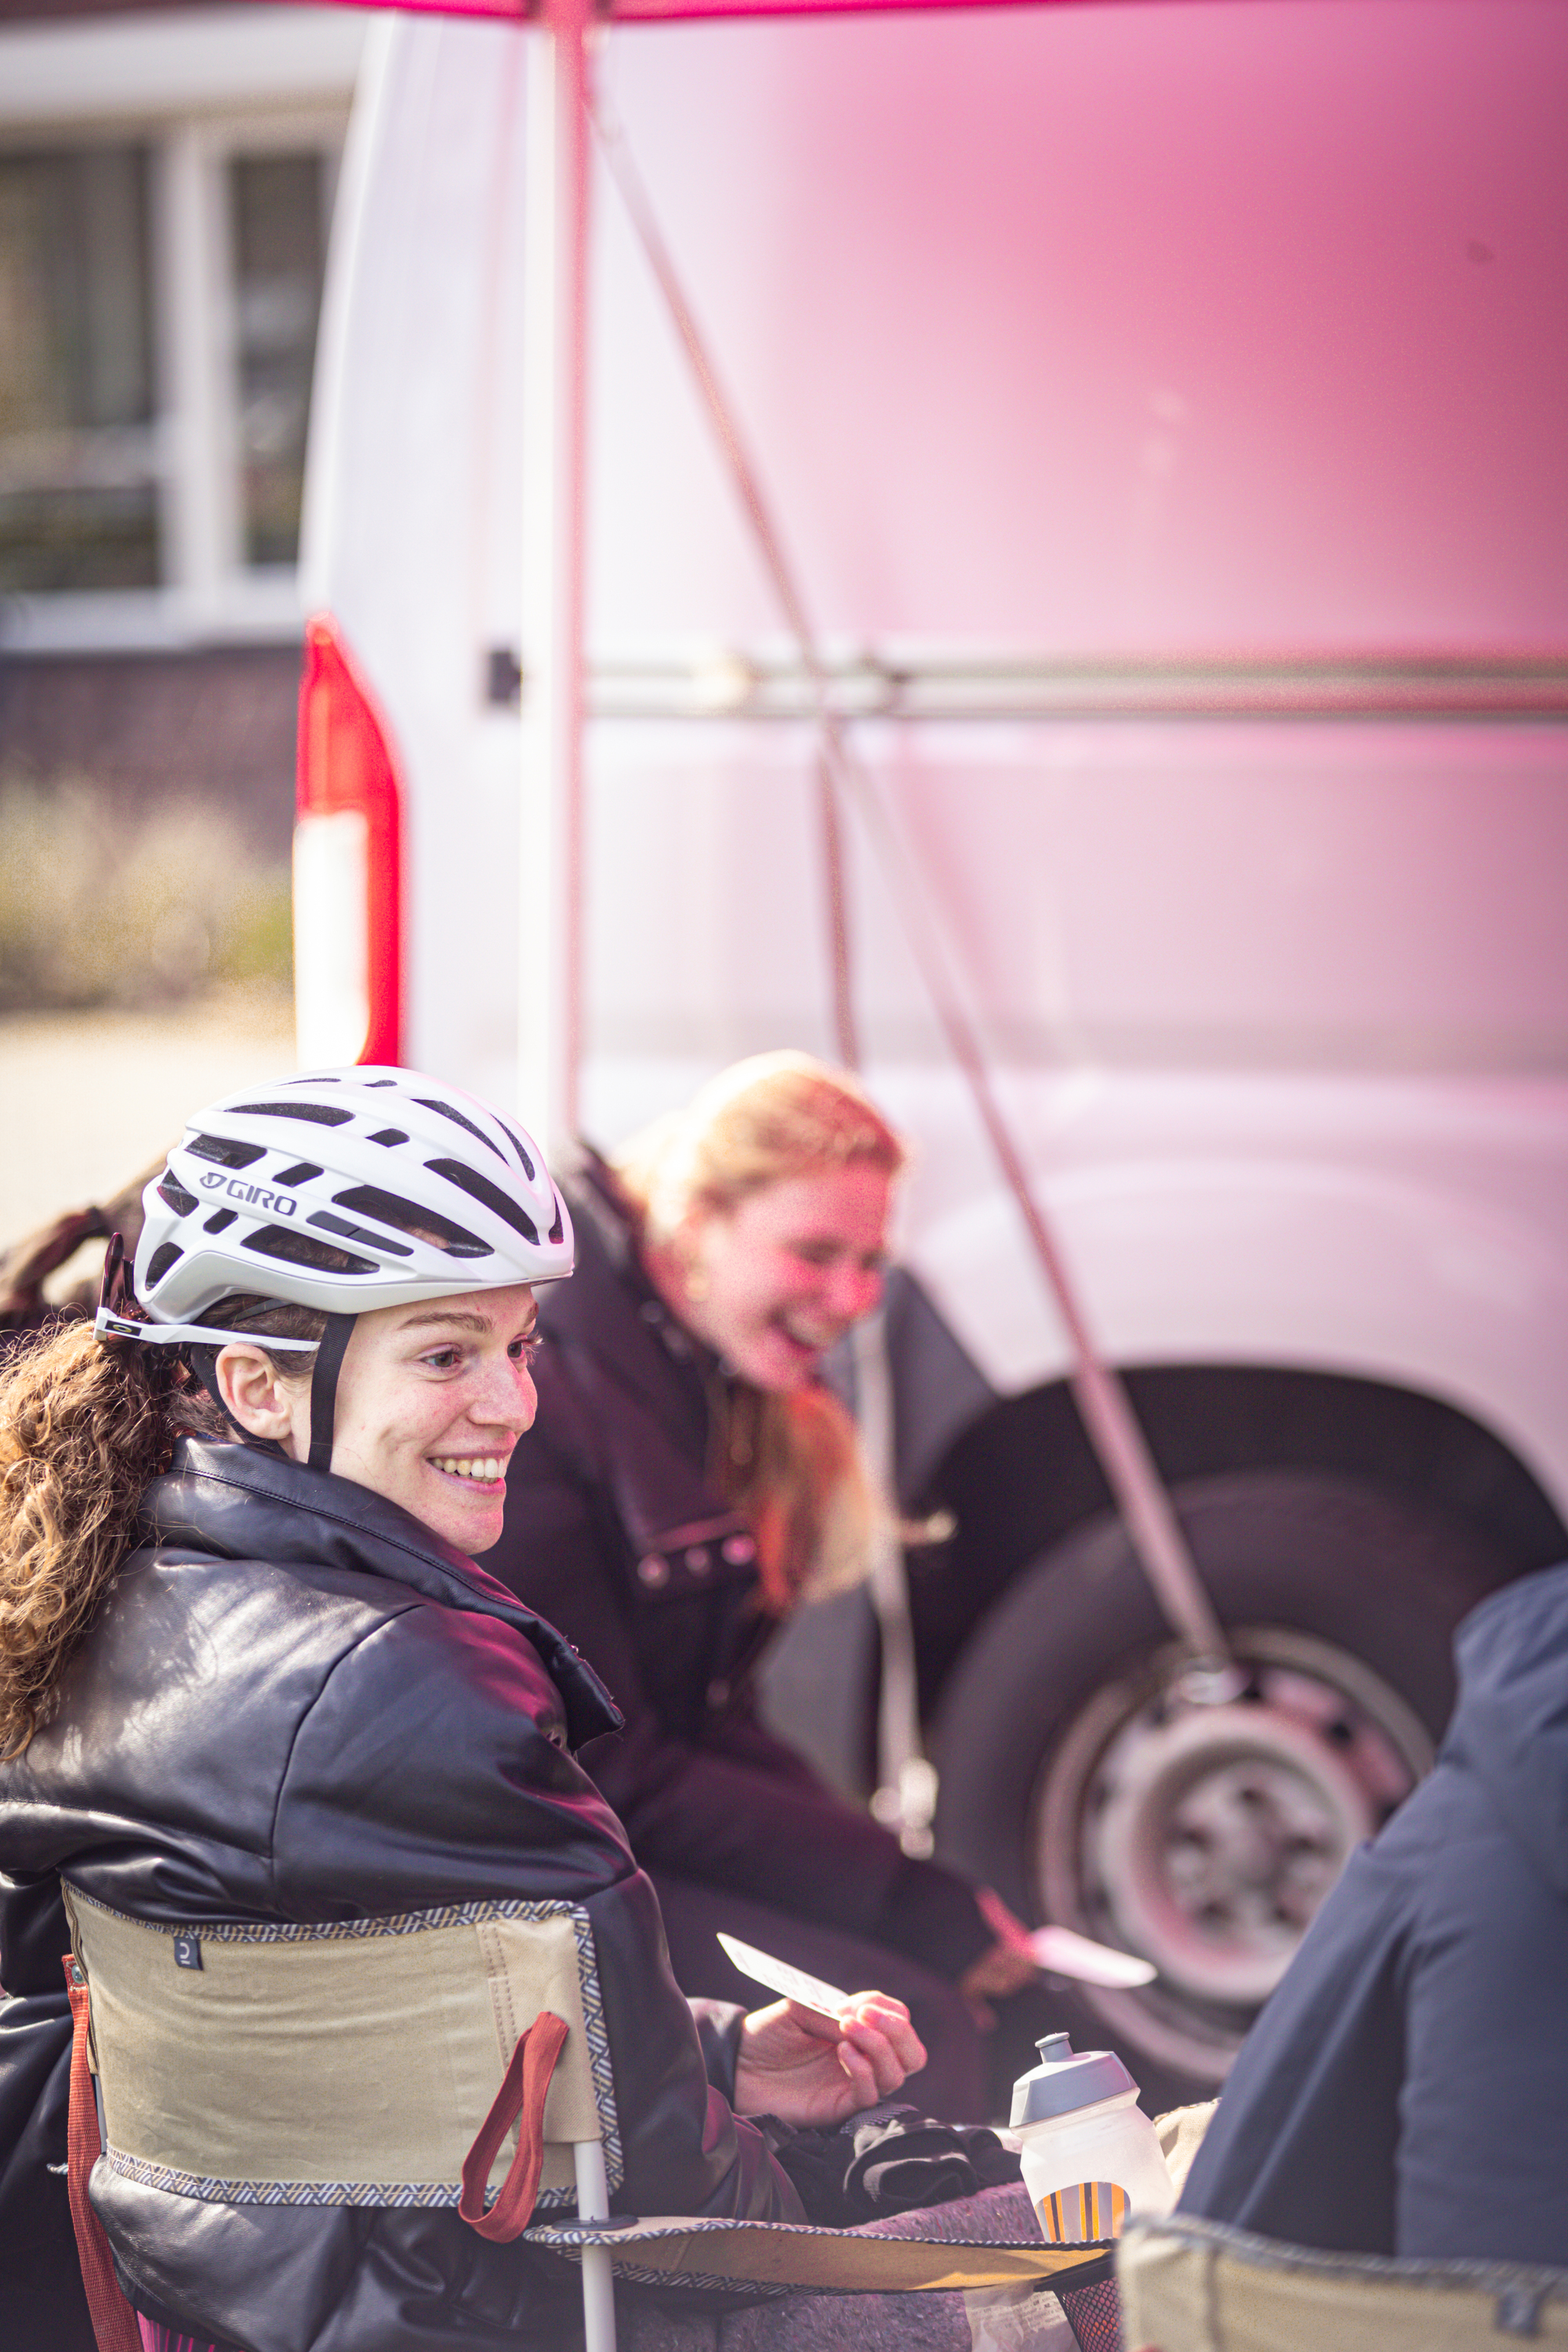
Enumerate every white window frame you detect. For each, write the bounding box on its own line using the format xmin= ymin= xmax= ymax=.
xmin=159 ymin=107 xmax=346 ymax=635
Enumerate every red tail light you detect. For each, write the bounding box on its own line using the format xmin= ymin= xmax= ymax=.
xmin=294 ymin=613 xmax=404 ymax=1067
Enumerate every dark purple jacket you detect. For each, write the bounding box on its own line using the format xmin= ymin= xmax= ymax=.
xmin=485 ymin=1157 xmax=992 ymax=1985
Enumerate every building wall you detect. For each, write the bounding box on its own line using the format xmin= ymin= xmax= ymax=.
xmin=0 ymin=644 xmax=299 ymax=855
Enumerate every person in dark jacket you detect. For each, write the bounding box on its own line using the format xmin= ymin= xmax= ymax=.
xmin=0 ymin=1069 xmax=922 ymax=2352
xmin=1179 ymin=1560 xmax=1568 ymax=2264
xmin=485 ymin=1054 xmax=1040 ymax=2123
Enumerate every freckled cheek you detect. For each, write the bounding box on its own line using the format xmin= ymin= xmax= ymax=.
xmin=410 ymin=1429 xmax=451 ymax=1476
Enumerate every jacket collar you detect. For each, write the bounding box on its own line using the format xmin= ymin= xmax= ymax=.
xmin=142 ymin=1437 xmax=623 ymax=1751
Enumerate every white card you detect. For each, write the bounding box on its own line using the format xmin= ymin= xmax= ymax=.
xmin=717 ymin=1932 xmax=853 ymax=2024
xmin=1028 ymin=1926 xmax=1157 ymax=1988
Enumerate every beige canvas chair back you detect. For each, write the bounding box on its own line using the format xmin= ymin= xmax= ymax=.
xmin=60 ymin=1883 xmax=1114 ymax=2352
xmin=1120 ymin=2213 xmax=1568 ymax=2352
xmin=61 ymin=1884 xmax=619 ymax=2212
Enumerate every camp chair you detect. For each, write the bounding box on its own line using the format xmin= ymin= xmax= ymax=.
xmin=1118 ymin=2211 xmax=1568 ymax=2352
xmin=60 ymin=1884 xmax=1109 ymax=2352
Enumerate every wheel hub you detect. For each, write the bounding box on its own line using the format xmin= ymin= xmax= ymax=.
xmin=1087 ymin=1697 xmax=1375 ymax=2002
xmin=1036 ymin=1628 xmax=1432 ymax=2082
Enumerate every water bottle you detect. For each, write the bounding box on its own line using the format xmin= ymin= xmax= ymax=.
xmin=1011 ymin=2032 xmax=1175 ymax=2244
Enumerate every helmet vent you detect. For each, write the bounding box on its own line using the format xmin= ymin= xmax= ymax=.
xmin=332 ymin=1184 xmax=488 ymax=1258
xmin=157 ymin=1176 xmax=198 ymax=1218
xmin=547 ymin=1191 xmax=565 ymax=1246
xmin=274 ymin=1161 xmax=324 ymax=1187
xmin=241 ymin=1225 xmax=376 ymax=1275
xmin=416 ymin=1098 xmax=506 ymax=1161
xmin=203 ymin=1208 xmax=238 ymax=1234
xmin=497 ymin=1120 xmax=537 ymax=1181
xmin=230 ymin=1101 xmax=353 ymax=1127
xmin=189 ymin=1134 xmax=267 ymax=1171
xmin=145 ymin=1242 xmax=183 ymax=1287
xmin=309 ymin=1210 xmax=414 ymax=1258
xmin=427 ymin=1158 xmax=539 ymax=1247
xmin=368 ymin=1129 xmax=408 ymax=1148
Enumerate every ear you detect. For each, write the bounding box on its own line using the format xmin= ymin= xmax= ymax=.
xmin=215 ymin=1343 xmax=299 ymax=1446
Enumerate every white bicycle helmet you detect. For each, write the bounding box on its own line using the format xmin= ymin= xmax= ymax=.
xmin=96 ymin=1067 xmax=573 ymax=1472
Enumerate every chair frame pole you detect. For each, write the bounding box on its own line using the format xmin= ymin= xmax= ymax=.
xmin=574 ymin=2140 xmax=617 ymax=2352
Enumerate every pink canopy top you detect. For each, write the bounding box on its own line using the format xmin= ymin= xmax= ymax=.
xmin=332 ymin=0 xmax=1095 ymax=19
xmin=404 ymin=0 xmax=1073 ymax=17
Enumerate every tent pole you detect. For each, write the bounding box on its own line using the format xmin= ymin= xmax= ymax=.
xmin=519 ymin=0 xmax=591 ymax=1160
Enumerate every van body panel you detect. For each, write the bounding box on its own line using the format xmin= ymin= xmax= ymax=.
xmin=302 ymin=0 xmax=1568 ymax=1497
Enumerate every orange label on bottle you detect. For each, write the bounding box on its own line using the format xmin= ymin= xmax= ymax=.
xmin=1036 ymin=2180 xmax=1130 ymax=2243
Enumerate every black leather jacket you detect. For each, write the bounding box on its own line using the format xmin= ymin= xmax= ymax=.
xmin=486 ymin=1158 xmax=992 ymax=1983
xmin=0 ymin=1440 xmax=799 ymax=2352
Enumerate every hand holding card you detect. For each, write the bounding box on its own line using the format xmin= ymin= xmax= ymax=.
xmin=724 ymin=1940 xmax=927 ymax=2125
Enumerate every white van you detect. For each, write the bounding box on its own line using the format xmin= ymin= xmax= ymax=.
xmin=296 ymin=0 xmax=1568 ymax=2094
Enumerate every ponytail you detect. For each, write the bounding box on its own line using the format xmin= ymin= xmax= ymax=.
xmin=0 ymin=1321 xmax=175 ymax=1758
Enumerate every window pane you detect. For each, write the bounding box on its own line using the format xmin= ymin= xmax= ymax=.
xmin=229 ymin=151 xmax=325 ymax=570
xmin=0 ymin=145 xmax=159 ymax=593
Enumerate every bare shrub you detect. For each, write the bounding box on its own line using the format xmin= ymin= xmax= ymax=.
xmin=0 ymin=771 xmax=292 ymax=1011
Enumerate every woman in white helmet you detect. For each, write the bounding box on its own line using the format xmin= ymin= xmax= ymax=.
xmin=0 ymin=1068 xmax=923 ymax=2352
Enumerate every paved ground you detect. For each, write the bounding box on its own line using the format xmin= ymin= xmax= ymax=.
xmin=0 ymin=989 xmax=296 ymax=1258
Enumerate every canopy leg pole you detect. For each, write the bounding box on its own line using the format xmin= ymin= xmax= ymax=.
xmin=519 ymin=0 xmax=592 ymax=1160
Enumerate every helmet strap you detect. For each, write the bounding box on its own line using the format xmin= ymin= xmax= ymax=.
xmin=307 ymin=1313 xmax=357 ymax=1475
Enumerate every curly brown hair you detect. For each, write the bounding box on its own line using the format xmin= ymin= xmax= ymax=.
xmin=0 ymin=1299 xmax=324 ymax=1758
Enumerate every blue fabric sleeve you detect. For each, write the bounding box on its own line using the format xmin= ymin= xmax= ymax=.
xmin=1394 ymin=1780 xmax=1568 ymax=2263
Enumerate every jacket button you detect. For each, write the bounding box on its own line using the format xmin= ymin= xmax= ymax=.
xmin=707 ymin=1679 xmax=730 ymax=1709
xmin=721 ymin=1534 xmax=755 ymax=1565
xmin=637 ymin=1554 xmax=670 ymax=1588
xmin=685 ymin=1546 xmax=711 ymax=1575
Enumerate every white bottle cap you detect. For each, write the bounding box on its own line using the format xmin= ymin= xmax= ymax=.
xmin=1010 ymin=2032 xmax=1137 ymax=2128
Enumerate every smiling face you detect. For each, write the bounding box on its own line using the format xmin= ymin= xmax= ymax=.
xmin=652 ymin=1164 xmax=891 ymax=1391
xmin=326 ymin=1287 xmax=540 ymax=1552
xmin=219 ymin=1284 xmax=540 ymax=1554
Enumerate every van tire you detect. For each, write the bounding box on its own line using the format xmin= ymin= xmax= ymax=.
xmin=931 ymin=1469 xmax=1505 ymax=2105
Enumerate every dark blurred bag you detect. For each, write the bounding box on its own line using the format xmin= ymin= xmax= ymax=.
xmin=759 ymin=2102 xmax=1022 ymax=2226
